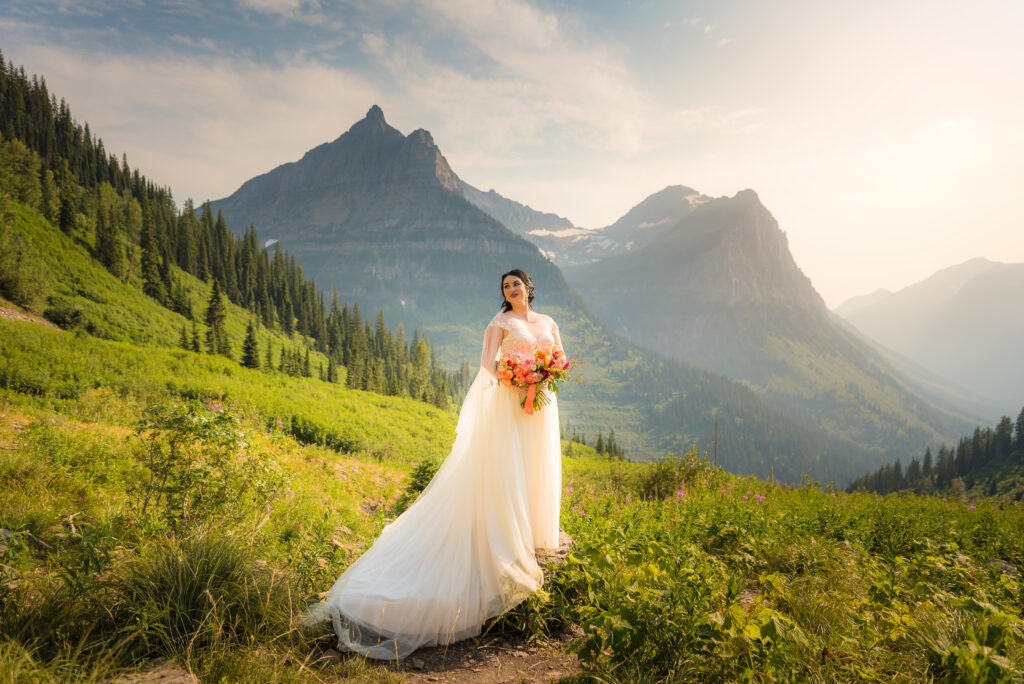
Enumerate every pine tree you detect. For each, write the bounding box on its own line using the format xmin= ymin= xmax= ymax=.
xmin=241 ymin=321 xmax=260 ymax=369
xmin=432 ymin=375 xmax=449 ymax=410
xmin=595 ymin=432 xmax=605 ymax=454
xmin=265 ymin=339 xmax=273 ymax=371
xmin=57 ymin=159 xmax=75 ymax=234
xmin=140 ymin=201 xmax=165 ymax=303
xmin=179 ymin=325 xmax=190 ymax=350
xmin=94 ymin=205 xmax=123 ymax=276
xmin=922 ymin=447 xmax=933 ymax=478
xmin=1015 ymin=407 xmax=1024 ymax=453
xmin=191 ymin=321 xmax=201 ymax=353
xmin=204 ymin=280 xmax=227 ymax=355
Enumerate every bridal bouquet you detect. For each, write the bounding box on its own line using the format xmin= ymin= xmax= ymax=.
xmin=496 ymin=348 xmax=573 ymax=414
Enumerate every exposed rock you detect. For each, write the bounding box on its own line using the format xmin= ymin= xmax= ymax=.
xmin=990 ymin=559 xmax=1020 ymax=576
xmin=111 ymin=660 xmax=199 ymax=683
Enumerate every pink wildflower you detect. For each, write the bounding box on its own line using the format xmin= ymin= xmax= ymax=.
xmin=968 ymin=504 xmax=976 ymax=511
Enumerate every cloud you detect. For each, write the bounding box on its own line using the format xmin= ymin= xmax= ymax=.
xmin=237 ymin=0 xmax=307 ymax=16
xmin=11 ymin=44 xmax=381 ymax=205
xmin=362 ymin=0 xmax=661 ymax=158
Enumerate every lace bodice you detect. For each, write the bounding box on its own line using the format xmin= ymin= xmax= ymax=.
xmin=492 ymin=313 xmax=557 ymax=354
xmin=480 ymin=311 xmax=560 ymax=372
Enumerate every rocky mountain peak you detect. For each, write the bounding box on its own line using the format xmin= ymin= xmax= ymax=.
xmin=406 ymin=128 xmax=435 ymax=146
xmin=347 ymin=104 xmax=395 ymax=138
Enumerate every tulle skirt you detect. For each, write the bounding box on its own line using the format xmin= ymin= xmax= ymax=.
xmin=308 ymin=368 xmax=561 ymax=659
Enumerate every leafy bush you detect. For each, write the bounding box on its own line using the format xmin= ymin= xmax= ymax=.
xmin=42 ymin=298 xmax=86 ymax=329
xmin=0 ymin=210 xmax=47 ymax=307
xmin=130 ymin=401 xmax=285 ymax=532
xmin=392 ymin=459 xmax=440 ymax=514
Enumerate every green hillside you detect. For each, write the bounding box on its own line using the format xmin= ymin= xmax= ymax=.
xmin=4 ymin=184 xmax=1023 ymax=681
xmin=0 ymin=197 xmax=455 ymax=465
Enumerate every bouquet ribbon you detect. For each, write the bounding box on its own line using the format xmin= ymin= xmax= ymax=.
xmin=525 ymin=383 xmax=537 ymax=415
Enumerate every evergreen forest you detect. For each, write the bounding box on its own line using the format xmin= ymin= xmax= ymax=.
xmin=848 ymin=407 xmax=1024 ymax=499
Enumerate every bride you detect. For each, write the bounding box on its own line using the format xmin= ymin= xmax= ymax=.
xmin=309 ymin=269 xmax=565 ymax=659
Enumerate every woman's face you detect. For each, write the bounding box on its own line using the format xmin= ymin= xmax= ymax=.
xmin=502 ymin=275 xmax=527 ymax=307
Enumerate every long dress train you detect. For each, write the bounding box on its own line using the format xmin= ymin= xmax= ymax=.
xmin=308 ymin=312 xmax=562 ymax=659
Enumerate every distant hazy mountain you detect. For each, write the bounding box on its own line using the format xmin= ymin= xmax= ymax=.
xmin=563 ymin=188 xmax=974 ymax=454
xmin=470 ymin=185 xmax=710 ymax=267
xmin=459 ymin=181 xmax=574 ymax=236
xmin=835 ymin=258 xmax=1024 ymax=411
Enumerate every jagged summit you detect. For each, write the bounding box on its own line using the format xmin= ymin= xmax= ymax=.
xmin=208 ymin=106 xmax=565 ymax=332
xmin=343 ymin=104 xmax=399 ymax=140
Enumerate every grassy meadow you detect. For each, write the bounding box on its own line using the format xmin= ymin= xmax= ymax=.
xmin=2 ymin=192 xmax=1024 ymax=682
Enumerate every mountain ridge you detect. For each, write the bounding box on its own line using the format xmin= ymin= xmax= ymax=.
xmin=560 ymin=186 xmax=973 ymax=456
xmin=835 ymin=258 xmax=1024 ymax=411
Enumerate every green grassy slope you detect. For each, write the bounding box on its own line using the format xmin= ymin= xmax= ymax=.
xmin=0 ymin=197 xmax=455 ymax=466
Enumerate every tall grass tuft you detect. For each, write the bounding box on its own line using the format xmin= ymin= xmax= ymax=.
xmin=112 ymin=530 xmax=294 ymax=661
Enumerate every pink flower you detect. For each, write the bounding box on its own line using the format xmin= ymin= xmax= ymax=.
xmin=675 ymin=488 xmax=685 ymax=500
xmin=565 ymin=486 xmax=573 ymax=494
xmin=968 ymin=504 xmax=976 ymax=511
xmin=829 ymin=492 xmax=836 ymax=498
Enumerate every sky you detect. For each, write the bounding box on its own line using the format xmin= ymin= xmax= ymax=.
xmin=2 ymin=0 xmax=1022 ymax=307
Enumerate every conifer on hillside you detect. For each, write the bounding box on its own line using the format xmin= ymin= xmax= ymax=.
xmin=204 ymin=280 xmax=228 ymax=356
xmin=241 ymin=320 xmax=260 ymax=369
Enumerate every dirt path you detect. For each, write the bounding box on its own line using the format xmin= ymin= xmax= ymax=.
xmin=389 ymin=630 xmax=580 ymax=683
xmin=0 ymin=303 xmax=60 ymax=329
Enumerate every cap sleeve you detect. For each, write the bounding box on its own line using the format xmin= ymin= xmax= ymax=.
xmin=487 ymin=312 xmax=514 ymax=333
xmin=481 ymin=313 xmax=510 ymax=376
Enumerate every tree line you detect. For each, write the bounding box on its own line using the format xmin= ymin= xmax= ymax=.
xmin=847 ymin=407 xmax=1024 ymax=497
xmin=0 ymin=52 xmax=461 ymax=408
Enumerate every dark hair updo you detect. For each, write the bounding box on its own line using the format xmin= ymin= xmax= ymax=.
xmin=499 ymin=269 xmax=534 ymax=312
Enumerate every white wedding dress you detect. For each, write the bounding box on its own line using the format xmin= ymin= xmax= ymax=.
xmin=308 ymin=311 xmax=563 ymax=659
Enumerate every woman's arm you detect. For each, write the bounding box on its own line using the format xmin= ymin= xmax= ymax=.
xmin=480 ymin=321 xmax=507 ymax=378
xmin=550 ymin=316 xmax=564 ymax=355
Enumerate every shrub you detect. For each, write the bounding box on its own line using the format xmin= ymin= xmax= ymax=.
xmin=0 ymin=213 xmax=47 ymax=307
xmin=392 ymin=459 xmax=440 ymax=514
xmin=130 ymin=401 xmax=285 ymax=532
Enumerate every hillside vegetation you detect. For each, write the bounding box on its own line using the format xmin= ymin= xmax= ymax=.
xmin=3 ymin=54 xmax=1024 ymax=682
